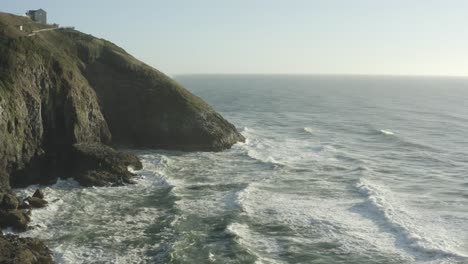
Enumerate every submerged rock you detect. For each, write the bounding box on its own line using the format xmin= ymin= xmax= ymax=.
xmin=0 ymin=234 xmax=54 ymax=264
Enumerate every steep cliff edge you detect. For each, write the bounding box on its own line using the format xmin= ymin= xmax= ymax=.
xmin=0 ymin=12 xmax=244 ymax=191
xmin=0 ymin=12 xmax=243 ymax=261
xmin=80 ymin=32 xmax=243 ymax=151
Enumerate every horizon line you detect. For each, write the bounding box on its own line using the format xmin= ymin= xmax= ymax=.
xmin=171 ymin=73 xmax=468 ymax=79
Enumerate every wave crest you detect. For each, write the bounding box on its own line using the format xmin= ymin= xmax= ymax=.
xmin=303 ymin=127 xmax=314 ymax=134
xmin=356 ymin=179 xmax=467 ymax=261
xmin=379 ymin=129 xmax=394 ymax=136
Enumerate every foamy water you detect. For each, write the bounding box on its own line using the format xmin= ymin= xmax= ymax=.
xmin=380 ymin=129 xmax=395 ymax=135
xmin=12 ymin=75 xmax=468 ymax=263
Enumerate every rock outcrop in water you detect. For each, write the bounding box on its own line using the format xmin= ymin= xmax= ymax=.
xmin=0 ymin=234 xmax=54 ymax=264
xmin=0 ymin=12 xmax=244 ymax=261
xmin=71 ymin=143 xmax=142 ymax=187
xmin=0 ymin=188 xmax=48 ymax=232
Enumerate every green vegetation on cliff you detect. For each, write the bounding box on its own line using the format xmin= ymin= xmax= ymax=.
xmin=0 ymin=11 xmax=243 ymax=263
xmin=0 ymin=12 xmax=244 ymax=191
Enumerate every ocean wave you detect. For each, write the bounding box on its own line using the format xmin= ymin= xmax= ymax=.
xmin=237 ymin=127 xmax=338 ymax=168
xmin=246 ymin=150 xmax=285 ymax=167
xmin=235 ymin=132 xmax=287 ymax=167
xmin=408 ymin=110 xmax=468 ymax=125
xmin=235 ymin=181 xmax=411 ymax=261
xmin=303 ymin=127 xmax=314 ymax=134
xmin=379 ymin=129 xmax=395 ymax=136
xmin=240 ymin=126 xmax=251 ymax=133
xmin=370 ymin=128 xmax=443 ymax=153
xmin=226 ymin=222 xmax=283 ymax=264
xmin=15 ymin=160 xmax=173 ymax=264
xmin=349 ymin=165 xmax=369 ymax=172
xmin=185 ymin=182 xmax=248 ymax=192
xmin=356 ymin=178 xmax=468 ymax=261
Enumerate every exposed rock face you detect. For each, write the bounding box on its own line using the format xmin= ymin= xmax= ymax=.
xmin=1 ymin=193 xmax=19 ymax=210
xmin=0 ymin=209 xmax=30 ymax=231
xmin=0 ymin=13 xmax=111 ymax=189
xmin=71 ymin=143 xmax=141 ymax=187
xmin=0 ymin=12 xmax=244 ymax=191
xmin=0 ymin=234 xmax=54 ymax=264
xmin=0 ymin=189 xmax=51 ymax=261
xmin=0 ymin=189 xmax=49 ymax=231
xmin=0 ymin=192 xmax=30 ymax=231
xmin=82 ymin=46 xmax=244 ymax=151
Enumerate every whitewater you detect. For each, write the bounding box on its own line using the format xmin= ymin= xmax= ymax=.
xmin=11 ymin=75 xmax=468 ymax=263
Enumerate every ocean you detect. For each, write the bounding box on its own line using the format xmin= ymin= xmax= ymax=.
xmin=15 ymin=75 xmax=468 ymax=263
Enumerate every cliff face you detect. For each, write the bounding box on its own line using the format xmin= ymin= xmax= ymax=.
xmin=0 ymin=22 xmax=111 ymax=189
xmin=80 ymin=32 xmax=242 ymax=151
xmin=0 ymin=12 xmax=244 ymax=191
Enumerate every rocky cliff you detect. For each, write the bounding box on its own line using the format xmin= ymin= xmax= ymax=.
xmin=0 ymin=12 xmax=244 ymax=262
xmin=0 ymin=12 xmax=244 ymax=192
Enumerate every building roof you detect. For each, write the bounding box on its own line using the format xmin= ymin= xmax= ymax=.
xmin=27 ymin=9 xmax=46 ymax=14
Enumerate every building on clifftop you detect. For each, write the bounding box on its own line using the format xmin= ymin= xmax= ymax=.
xmin=26 ymin=9 xmax=47 ymax=24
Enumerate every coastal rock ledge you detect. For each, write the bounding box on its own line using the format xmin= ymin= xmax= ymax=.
xmin=0 ymin=12 xmax=244 ymax=262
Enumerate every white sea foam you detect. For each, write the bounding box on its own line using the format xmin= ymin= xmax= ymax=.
xmin=9 ymin=76 xmax=468 ymax=264
xmin=52 ymin=242 xmax=160 ymax=264
xmin=15 ymin=162 xmax=171 ymax=264
xmin=236 ymin=182 xmax=410 ymax=262
xmin=237 ymin=132 xmax=287 ymax=166
xmin=236 ymin=126 xmax=338 ymax=168
xmin=208 ymin=252 xmax=216 ymax=262
xmin=303 ymin=127 xmax=314 ymax=134
xmin=240 ymin=126 xmax=250 ymax=133
xmin=380 ymin=129 xmax=394 ymax=135
xmin=356 ymin=178 xmax=468 ymax=261
xmin=226 ymin=222 xmax=284 ymax=264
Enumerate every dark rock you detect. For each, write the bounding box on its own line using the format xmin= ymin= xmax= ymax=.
xmin=71 ymin=143 xmax=139 ymax=187
xmin=75 ymin=170 xmax=134 ymax=187
xmin=0 ymin=210 xmax=30 ymax=231
xmin=72 ymin=143 xmax=142 ymax=172
xmin=0 ymin=12 xmax=243 ymax=191
xmin=118 ymin=152 xmax=143 ymax=170
xmin=32 ymin=189 xmax=44 ymax=199
xmin=0 ymin=172 xmax=9 ymax=194
xmin=83 ymin=47 xmax=245 ymax=151
xmin=25 ymin=197 xmax=48 ymax=208
xmin=1 ymin=193 xmax=19 ymax=210
xmin=0 ymin=234 xmax=54 ymax=264
xmin=18 ymin=201 xmax=31 ymax=210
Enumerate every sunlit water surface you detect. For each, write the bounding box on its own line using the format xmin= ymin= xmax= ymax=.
xmin=15 ymin=75 xmax=468 ymax=264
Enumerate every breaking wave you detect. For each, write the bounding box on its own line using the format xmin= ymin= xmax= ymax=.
xmin=379 ymin=129 xmax=394 ymax=135
xmin=303 ymin=127 xmax=314 ymax=134
xmin=356 ymin=179 xmax=468 ymax=262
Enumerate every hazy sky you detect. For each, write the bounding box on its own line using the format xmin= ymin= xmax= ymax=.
xmin=2 ymin=1 xmax=468 ymax=76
